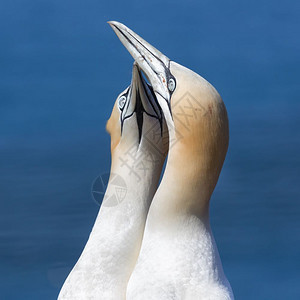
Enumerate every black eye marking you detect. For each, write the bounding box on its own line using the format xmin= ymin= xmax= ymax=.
xmin=163 ymin=66 xmax=176 ymax=119
xmin=168 ymin=78 xmax=176 ymax=92
xmin=118 ymin=95 xmax=126 ymax=111
xmin=117 ymin=86 xmax=131 ymax=113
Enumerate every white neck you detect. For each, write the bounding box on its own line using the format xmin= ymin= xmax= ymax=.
xmin=126 ymin=148 xmax=234 ymax=299
xmin=58 ymin=143 xmax=164 ymax=299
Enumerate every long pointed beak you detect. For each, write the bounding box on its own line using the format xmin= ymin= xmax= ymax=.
xmin=131 ymin=63 xmax=162 ymax=121
xmin=120 ymin=63 xmax=163 ymax=141
xmin=108 ymin=21 xmax=175 ymax=121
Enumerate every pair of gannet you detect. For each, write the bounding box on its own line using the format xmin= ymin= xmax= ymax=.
xmin=59 ymin=21 xmax=234 ymax=300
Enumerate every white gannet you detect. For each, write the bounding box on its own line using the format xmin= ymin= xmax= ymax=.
xmin=58 ymin=62 xmax=168 ymax=299
xmin=109 ymin=21 xmax=234 ymax=300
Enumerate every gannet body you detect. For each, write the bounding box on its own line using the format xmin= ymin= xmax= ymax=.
xmin=58 ymin=63 xmax=167 ymax=299
xmin=110 ymin=22 xmax=234 ymax=300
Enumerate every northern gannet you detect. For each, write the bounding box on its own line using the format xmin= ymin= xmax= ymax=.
xmin=58 ymin=63 xmax=168 ymax=299
xmin=109 ymin=21 xmax=234 ymax=300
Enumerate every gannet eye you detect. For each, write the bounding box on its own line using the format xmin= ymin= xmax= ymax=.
xmin=168 ymin=78 xmax=176 ymax=92
xmin=118 ymin=95 xmax=126 ymax=110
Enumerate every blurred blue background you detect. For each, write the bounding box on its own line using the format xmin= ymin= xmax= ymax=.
xmin=1 ymin=0 xmax=299 ymax=299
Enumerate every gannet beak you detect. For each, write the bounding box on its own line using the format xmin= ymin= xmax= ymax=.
xmin=108 ymin=21 xmax=176 ymax=127
xmin=131 ymin=63 xmax=162 ymax=122
xmin=118 ymin=62 xmax=163 ymax=143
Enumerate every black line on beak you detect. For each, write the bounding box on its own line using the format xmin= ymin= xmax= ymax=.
xmin=135 ymin=86 xmax=144 ymax=144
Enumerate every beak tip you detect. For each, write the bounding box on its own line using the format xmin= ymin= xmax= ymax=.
xmin=107 ymin=20 xmax=114 ymax=27
xmin=107 ymin=20 xmax=123 ymax=28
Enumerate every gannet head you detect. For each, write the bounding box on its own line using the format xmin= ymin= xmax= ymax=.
xmin=109 ymin=21 xmax=229 ymax=212
xmin=106 ymin=61 xmax=168 ymax=174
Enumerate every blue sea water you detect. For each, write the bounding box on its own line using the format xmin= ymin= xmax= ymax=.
xmin=1 ymin=0 xmax=299 ymax=299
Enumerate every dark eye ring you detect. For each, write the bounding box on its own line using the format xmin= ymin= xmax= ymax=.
xmin=168 ymin=78 xmax=176 ymax=92
xmin=118 ymin=95 xmax=126 ymax=110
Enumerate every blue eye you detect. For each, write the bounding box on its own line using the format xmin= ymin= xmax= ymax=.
xmin=168 ymin=78 xmax=176 ymax=92
xmin=118 ymin=96 xmax=126 ymax=110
